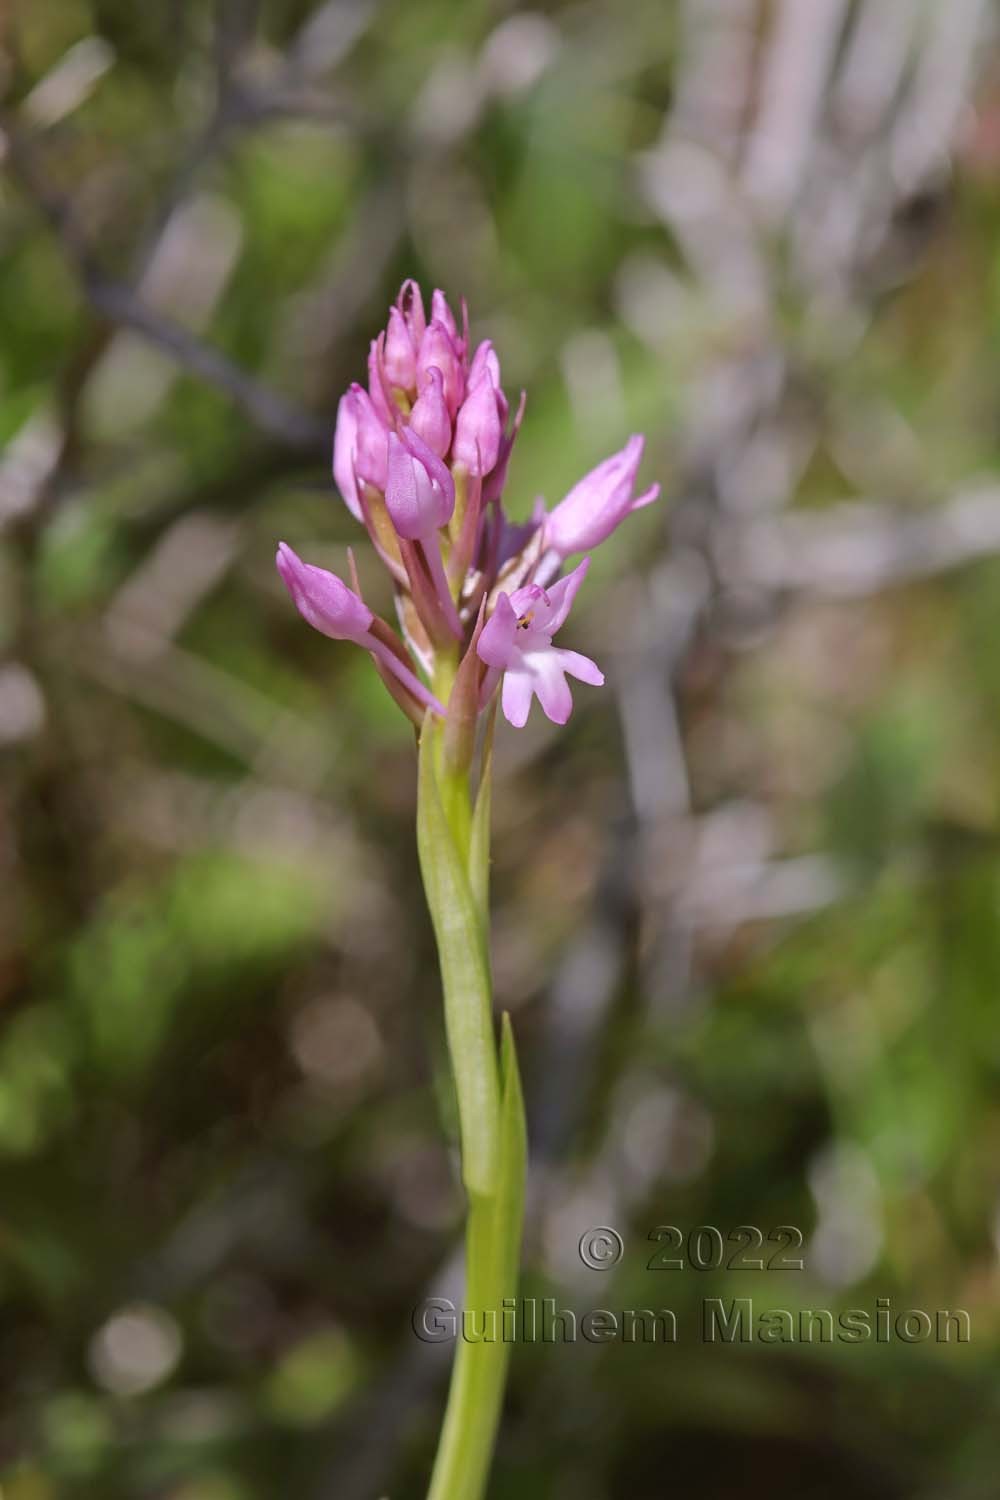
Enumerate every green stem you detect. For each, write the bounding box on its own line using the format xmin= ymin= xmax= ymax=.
xmin=416 ymin=717 xmax=526 ymax=1500
xmin=426 ymin=1193 xmax=513 ymax=1500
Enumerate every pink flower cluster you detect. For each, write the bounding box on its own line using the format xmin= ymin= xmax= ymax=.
xmin=277 ymin=280 xmax=659 ymax=734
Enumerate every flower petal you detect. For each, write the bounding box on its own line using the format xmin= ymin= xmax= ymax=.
xmin=501 ymin=668 xmax=533 ymax=728
xmin=477 ymin=592 xmax=518 ymax=668
xmin=332 ymin=394 xmax=362 ymax=521
xmin=535 ymin=556 xmax=591 ymax=635
xmin=525 ymin=649 xmax=573 ymax=724
xmin=556 ymin=648 xmax=604 ymax=686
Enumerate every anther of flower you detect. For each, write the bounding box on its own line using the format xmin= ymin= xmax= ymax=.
xmin=275 ymin=280 xmax=659 ymax=1500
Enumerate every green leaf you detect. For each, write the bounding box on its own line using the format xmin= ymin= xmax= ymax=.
xmin=417 ymin=717 xmax=501 ymax=1195
xmin=496 ymin=1012 xmax=527 ymax=1293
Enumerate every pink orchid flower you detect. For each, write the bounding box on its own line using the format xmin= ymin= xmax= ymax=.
xmin=477 ymin=558 xmax=604 ymax=727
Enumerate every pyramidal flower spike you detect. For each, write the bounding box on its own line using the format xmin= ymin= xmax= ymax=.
xmin=292 ymin=281 xmax=660 ymax=734
xmin=276 ymin=278 xmax=659 ymax=1500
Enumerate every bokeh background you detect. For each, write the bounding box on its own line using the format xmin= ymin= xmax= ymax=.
xmin=3 ymin=0 xmax=1000 ymax=1495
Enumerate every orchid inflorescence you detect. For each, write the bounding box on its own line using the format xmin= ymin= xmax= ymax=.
xmin=275 ymin=278 xmax=660 ymax=1499
xmin=277 ymin=279 xmax=659 ymax=744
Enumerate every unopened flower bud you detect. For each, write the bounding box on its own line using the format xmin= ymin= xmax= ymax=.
xmin=468 ymin=340 xmax=500 ymax=389
xmin=544 ymin=435 xmax=660 ymax=558
xmin=431 ymin=288 xmax=459 ymax=341
xmin=417 ymin=321 xmax=464 ymax=416
xmin=453 ymin=370 xmax=503 ymax=475
xmin=409 ymin=367 xmax=452 ymax=458
xmin=397 ymin=278 xmax=427 ymax=344
xmin=385 ymin=429 xmax=455 ymax=540
xmin=385 ymin=306 xmax=417 ymax=391
xmin=348 ymin=383 xmax=389 ymax=490
xmin=276 ymin=541 xmax=374 ymax=643
xmin=276 ymin=542 xmax=444 ymax=718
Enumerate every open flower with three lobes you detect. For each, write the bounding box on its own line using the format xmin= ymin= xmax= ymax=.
xmin=276 ymin=279 xmax=660 ymax=740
